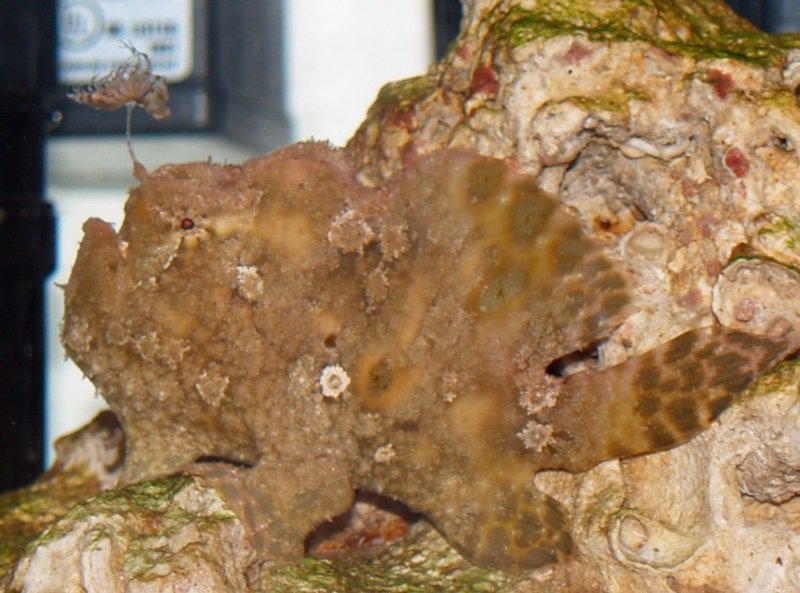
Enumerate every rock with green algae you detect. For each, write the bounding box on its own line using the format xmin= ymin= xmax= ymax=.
xmin=1 ymin=414 xmax=253 ymax=593
xmin=348 ymin=0 xmax=800 ymax=361
xmin=4 ymin=472 xmax=253 ymax=592
xmin=0 ymin=412 xmax=122 ymax=589
xmin=346 ymin=0 xmax=800 ymax=591
xmin=264 ymin=527 xmax=516 ymax=593
xmin=350 ymin=0 xmax=800 ymax=181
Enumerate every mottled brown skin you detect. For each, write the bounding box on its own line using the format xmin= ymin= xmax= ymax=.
xmin=62 ymin=143 xmax=797 ymax=573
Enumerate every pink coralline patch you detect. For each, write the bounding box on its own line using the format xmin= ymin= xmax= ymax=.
xmin=734 ymin=298 xmax=756 ymax=322
xmin=456 ymin=43 xmax=472 ymax=60
xmin=706 ymin=259 xmax=723 ymax=278
xmin=468 ymin=65 xmax=499 ymax=97
xmin=677 ymin=225 xmax=694 ymax=246
xmin=679 ymin=287 xmax=703 ymax=309
xmin=539 ymin=153 xmax=559 ymax=167
xmin=387 ymin=108 xmax=416 ymax=132
xmin=399 ymin=140 xmax=420 ymax=166
xmin=707 ymin=69 xmax=735 ymax=100
xmin=697 ymin=213 xmax=717 ymax=239
xmin=724 ymin=147 xmax=750 ymax=178
xmin=563 ymin=41 xmax=593 ymax=64
xmin=681 ymin=178 xmax=699 ymax=198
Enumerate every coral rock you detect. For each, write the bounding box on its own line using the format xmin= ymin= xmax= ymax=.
xmin=8 ymin=476 xmax=253 ymax=593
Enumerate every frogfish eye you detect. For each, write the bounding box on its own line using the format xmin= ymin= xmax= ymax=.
xmin=180 ymin=217 xmax=195 ymax=230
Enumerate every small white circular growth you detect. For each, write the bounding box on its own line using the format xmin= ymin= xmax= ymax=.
xmin=236 ymin=265 xmax=264 ymax=302
xmin=373 ymin=443 xmax=396 ymax=463
xmin=195 ymin=363 xmax=230 ymax=407
xmin=319 ymin=364 xmax=350 ymax=399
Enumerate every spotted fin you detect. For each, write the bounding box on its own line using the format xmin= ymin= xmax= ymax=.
xmin=540 ymin=327 xmax=797 ymax=472
xmin=448 ymin=156 xmax=634 ymax=358
xmin=423 ymin=477 xmax=574 ymax=573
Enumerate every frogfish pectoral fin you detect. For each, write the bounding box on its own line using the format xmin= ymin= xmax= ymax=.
xmin=542 ymin=326 xmax=796 ymax=473
xmin=424 ymin=478 xmax=574 ymax=573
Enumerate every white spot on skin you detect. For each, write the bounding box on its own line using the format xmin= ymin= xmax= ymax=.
xmin=236 ymin=265 xmax=264 ymax=302
xmin=442 ymin=391 xmax=458 ymax=403
xmin=320 ymin=364 xmax=350 ymax=399
xmin=374 ymin=443 xmax=396 ymax=463
xmin=195 ymin=363 xmax=230 ymax=407
xmin=327 ymin=208 xmax=375 ymax=254
xmin=518 ymin=420 xmax=554 ymax=452
xmin=441 ymin=370 xmax=459 ymax=402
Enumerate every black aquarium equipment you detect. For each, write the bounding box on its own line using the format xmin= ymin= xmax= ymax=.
xmin=0 ymin=0 xmax=57 ymax=489
xmin=434 ymin=0 xmax=463 ymax=59
xmin=726 ymin=0 xmax=800 ymax=32
xmin=54 ymin=0 xmax=288 ymax=152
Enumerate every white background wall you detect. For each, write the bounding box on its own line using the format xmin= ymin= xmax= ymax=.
xmin=45 ymin=0 xmax=434 ymax=462
xmin=285 ymin=0 xmax=433 ymax=145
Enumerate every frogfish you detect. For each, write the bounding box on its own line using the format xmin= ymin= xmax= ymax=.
xmin=62 ymin=143 xmax=798 ymax=572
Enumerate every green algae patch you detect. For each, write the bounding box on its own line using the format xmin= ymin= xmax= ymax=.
xmin=265 ymin=525 xmax=510 ymax=593
xmin=756 ymin=212 xmax=799 ymax=241
xmin=116 ymin=478 xmax=240 ymax=580
xmin=549 ymin=86 xmax=652 ymax=118
xmin=492 ymin=0 xmax=800 ymax=67
xmin=753 ymin=211 xmax=800 ymax=264
xmin=763 ymin=89 xmax=800 ymax=111
xmin=31 ymin=476 xmax=187 ymax=547
xmin=2 ymin=474 xmax=245 ymax=587
xmin=0 ymin=466 xmax=102 ymax=582
xmin=359 ymin=74 xmax=438 ymax=130
xmin=751 ymin=356 xmax=800 ymax=397
xmin=85 ymin=474 xmax=235 ymax=525
xmin=375 ymin=75 xmax=438 ymax=112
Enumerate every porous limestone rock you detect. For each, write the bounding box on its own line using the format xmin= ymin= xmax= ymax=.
xmin=0 ymin=413 xmax=122 ymax=589
xmin=349 ymin=0 xmax=800 ymax=358
xmin=2 ymin=415 xmax=253 ymax=593
xmin=8 ymin=475 xmax=253 ymax=593
xmin=345 ymin=0 xmax=800 ymax=590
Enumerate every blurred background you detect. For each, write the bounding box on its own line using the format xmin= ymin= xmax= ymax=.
xmin=0 ymin=0 xmax=793 ymax=489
